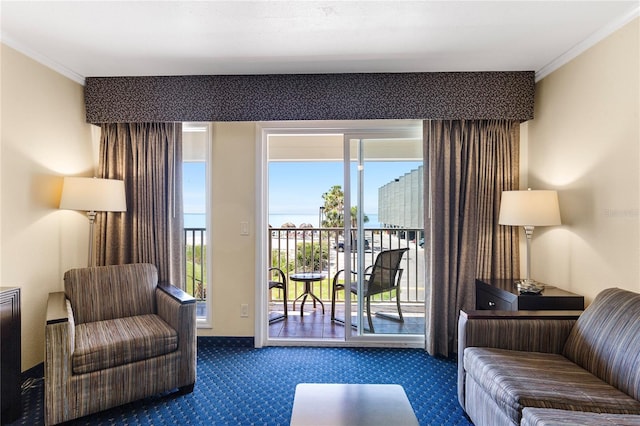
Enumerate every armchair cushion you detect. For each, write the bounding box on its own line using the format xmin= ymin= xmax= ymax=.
xmin=73 ymin=314 xmax=178 ymax=374
xmin=64 ymin=263 xmax=158 ymax=324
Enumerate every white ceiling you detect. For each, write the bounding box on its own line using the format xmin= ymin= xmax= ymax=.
xmin=1 ymin=1 xmax=638 ymax=84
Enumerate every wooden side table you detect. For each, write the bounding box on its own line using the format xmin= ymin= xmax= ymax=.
xmin=1 ymin=287 xmax=21 ymax=424
xmin=476 ymin=278 xmax=584 ymax=311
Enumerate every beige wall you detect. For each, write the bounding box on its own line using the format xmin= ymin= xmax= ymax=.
xmin=0 ymin=48 xmax=259 ymax=370
xmin=3 ymin=17 xmax=638 ymax=369
xmin=1 ymin=45 xmax=95 ymax=370
xmin=198 ymin=122 xmax=257 ymax=337
xmin=526 ymin=18 xmax=640 ymax=302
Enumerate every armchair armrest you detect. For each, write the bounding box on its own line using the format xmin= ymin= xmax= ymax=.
xmin=46 ymin=291 xmax=70 ymax=325
xmin=45 ymin=292 xmax=75 ymax=358
xmin=158 ymin=281 xmax=196 ymax=305
xmin=156 ymin=283 xmax=197 ymax=389
xmin=45 ymin=292 xmax=75 ymax=423
xmin=156 ymin=283 xmax=197 ymax=330
xmin=457 ymin=309 xmax=581 ymax=409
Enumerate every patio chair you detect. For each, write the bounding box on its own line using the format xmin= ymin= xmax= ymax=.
xmin=268 ymin=267 xmax=288 ymax=322
xmin=331 ymin=248 xmax=409 ymax=333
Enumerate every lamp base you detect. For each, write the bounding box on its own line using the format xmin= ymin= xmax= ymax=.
xmin=516 ymin=279 xmax=544 ymax=295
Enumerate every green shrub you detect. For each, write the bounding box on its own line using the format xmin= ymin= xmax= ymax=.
xmin=296 ymin=242 xmax=329 ymax=272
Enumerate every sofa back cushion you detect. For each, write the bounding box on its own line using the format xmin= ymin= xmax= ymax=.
xmin=563 ymin=287 xmax=640 ymax=400
xmin=64 ymin=263 xmax=158 ymax=324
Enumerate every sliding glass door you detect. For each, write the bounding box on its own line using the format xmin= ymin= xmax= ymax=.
xmin=261 ymin=121 xmax=424 ymax=346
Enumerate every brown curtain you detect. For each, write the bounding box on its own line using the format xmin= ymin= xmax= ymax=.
xmin=424 ymin=120 xmax=520 ymax=357
xmin=95 ymin=123 xmax=184 ymax=288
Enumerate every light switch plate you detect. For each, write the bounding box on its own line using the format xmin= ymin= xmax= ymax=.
xmin=240 ymin=221 xmax=249 ymax=236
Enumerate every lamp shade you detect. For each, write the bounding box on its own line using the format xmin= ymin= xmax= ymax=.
xmin=59 ymin=177 xmax=126 ymax=212
xmin=498 ymin=190 xmax=560 ymax=226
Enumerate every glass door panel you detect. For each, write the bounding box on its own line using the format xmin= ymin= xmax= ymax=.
xmin=345 ymin=135 xmax=424 ymax=336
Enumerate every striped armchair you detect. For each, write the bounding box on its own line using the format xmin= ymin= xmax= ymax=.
xmin=45 ymin=263 xmax=196 ymax=425
xmin=458 ymin=287 xmax=640 ymax=426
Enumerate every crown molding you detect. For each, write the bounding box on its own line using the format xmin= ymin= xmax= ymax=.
xmin=1 ymin=34 xmax=85 ymax=86
xmin=536 ymin=5 xmax=640 ymax=82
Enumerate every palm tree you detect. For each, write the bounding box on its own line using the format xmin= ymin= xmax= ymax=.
xmin=350 ymin=206 xmax=369 ymax=227
xmin=321 ymin=185 xmax=344 ymax=228
xmin=320 ymin=185 xmax=369 ymax=227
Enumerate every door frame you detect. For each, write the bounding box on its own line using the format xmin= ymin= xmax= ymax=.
xmin=255 ymin=120 xmax=425 ymax=348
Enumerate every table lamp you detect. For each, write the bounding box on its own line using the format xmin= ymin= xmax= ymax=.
xmin=59 ymin=177 xmax=127 ymax=266
xmin=498 ymin=189 xmax=561 ymax=294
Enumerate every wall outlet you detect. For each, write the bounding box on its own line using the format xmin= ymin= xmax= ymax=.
xmin=241 ymin=303 xmax=249 ymax=317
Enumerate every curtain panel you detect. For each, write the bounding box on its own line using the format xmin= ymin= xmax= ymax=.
xmin=424 ymin=120 xmax=520 ymax=357
xmin=95 ymin=122 xmax=185 ymax=288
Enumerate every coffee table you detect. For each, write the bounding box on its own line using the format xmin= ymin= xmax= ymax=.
xmin=290 ymin=383 xmax=419 ymax=426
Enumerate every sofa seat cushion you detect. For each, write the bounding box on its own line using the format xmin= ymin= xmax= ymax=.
xmin=522 ymin=408 xmax=640 ymax=426
xmin=464 ymin=347 xmax=640 ymax=423
xmin=73 ymin=314 xmax=178 ymax=374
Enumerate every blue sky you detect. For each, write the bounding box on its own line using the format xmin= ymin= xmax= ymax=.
xmin=268 ymin=161 xmax=422 ymax=216
xmin=183 ymin=162 xmax=207 ymax=214
xmin=183 ymin=160 xmax=423 ymax=217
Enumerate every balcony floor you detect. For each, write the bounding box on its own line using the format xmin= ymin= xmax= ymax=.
xmin=268 ymin=302 xmax=425 ymax=338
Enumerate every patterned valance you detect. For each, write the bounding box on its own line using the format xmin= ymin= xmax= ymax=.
xmin=84 ymin=71 xmax=534 ymax=123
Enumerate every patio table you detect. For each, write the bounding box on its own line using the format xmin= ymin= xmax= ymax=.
xmin=290 ymin=272 xmax=326 ymax=316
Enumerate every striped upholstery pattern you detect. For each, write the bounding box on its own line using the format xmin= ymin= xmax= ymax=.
xmin=156 ymin=287 xmax=197 ymax=386
xmin=459 ymin=287 xmax=640 ymax=426
xmin=64 ymin=263 xmax=157 ymax=324
xmin=46 ymin=264 xmax=196 ymax=425
xmin=522 ymin=408 xmax=640 ymax=426
xmin=457 ymin=313 xmax=577 ymax=409
xmin=563 ymin=288 xmax=640 ymax=401
xmin=464 ymin=347 xmax=640 ymax=424
xmin=73 ymin=314 xmax=177 ymax=374
xmin=459 ymin=317 xmax=576 ymax=353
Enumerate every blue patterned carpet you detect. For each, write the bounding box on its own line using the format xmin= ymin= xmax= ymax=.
xmin=11 ymin=337 xmax=472 ymax=425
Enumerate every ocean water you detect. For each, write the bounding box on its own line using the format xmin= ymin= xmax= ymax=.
xmin=184 ymin=213 xmax=381 ymax=229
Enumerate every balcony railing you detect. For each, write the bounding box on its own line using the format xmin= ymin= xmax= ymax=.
xmin=185 ymin=227 xmax=425 ymax=312
xmin=270 ymin=227 xmax=424 ymax=304
xmin=185 ymin=228 xmax=206 ymax=303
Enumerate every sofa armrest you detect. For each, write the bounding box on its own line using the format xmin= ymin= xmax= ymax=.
xmin=457 ymin=309 xmax=581 ymax=410
xmin=45 ymin=292 xmax=75 ymax=425
xmin=156 ymin=284 xmax=196 ymax=388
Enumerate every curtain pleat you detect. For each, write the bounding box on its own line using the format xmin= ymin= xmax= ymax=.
xmin=424 ymin=119 xmax=520 ymax=357
xmin=95 ymin=123 xmax=185 ymax=289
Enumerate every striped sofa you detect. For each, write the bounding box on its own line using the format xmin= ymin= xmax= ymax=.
xmin=45 ymin=263 xmax=196 ymax=425
xmin=458 ymin=287 xmax=640 ymax=426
